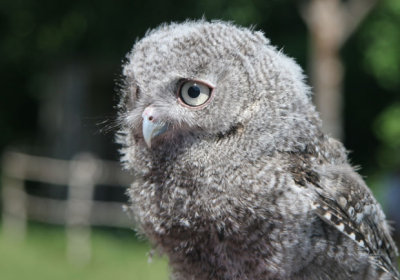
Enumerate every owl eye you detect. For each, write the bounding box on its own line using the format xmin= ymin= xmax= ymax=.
xmin=178 ymin=80 xmax=212 ymax=107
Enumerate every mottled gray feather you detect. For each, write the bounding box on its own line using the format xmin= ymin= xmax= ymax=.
xmin=117 ymin=20 xmax=399 ymax=280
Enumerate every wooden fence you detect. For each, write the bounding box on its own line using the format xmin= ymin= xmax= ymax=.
xmin=1 ymin=150 xmax=133 ymax=264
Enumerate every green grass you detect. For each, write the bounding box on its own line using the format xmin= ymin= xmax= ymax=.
xmin=0 ymin=224 xmax=169 ymax=280
xmin=2 ymin=224 xmax=397 ymax=279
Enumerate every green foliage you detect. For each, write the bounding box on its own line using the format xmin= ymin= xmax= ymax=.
xmin=0 ymin=226 xmax=168 ymax=280
xmin=359 ymin=0 xmax=400 ymax=172
xmin=361 ymin=0 xmax=400 ymax=90
xmin=347 ymin=0 xmax=400 ymax=173
xmin=374 ymin=103 xmax=400 ymax=148
xmin=373 ymin=103 xmax=400 ymax=170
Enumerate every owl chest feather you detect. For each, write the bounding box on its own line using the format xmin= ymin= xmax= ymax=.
xmin=129 ymin=154 xmax=321 ymax=279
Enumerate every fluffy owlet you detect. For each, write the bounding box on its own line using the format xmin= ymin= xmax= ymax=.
xmin=117 ymin=21 xmax=399 ymax=280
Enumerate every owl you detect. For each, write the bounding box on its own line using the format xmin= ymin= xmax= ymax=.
xmin=117 ymin=20 xmax=399 ymax=280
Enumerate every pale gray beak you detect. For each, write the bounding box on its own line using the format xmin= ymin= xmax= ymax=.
xmin=142 ymin=117 xmax=168 ymax=148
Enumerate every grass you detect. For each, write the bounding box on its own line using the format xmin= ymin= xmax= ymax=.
xmin=1 ymin=224 xmax=398 ymax=280
xmin=0 ymin=224 xmax=169 ymax=280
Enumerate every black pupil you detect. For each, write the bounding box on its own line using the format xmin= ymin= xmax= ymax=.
xmin=188 ymin=85 xmax=201 ymax=98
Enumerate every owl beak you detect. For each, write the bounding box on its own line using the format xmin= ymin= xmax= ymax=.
xmin=142 ymin=107 xmax=168 ymax=148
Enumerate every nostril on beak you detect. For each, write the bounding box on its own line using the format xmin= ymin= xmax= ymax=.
xmin=142 ymin=106 xmax=157 ymax=122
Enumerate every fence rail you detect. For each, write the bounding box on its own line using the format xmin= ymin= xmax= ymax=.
xmin=1 ymin=150 xmax=134 ymax=264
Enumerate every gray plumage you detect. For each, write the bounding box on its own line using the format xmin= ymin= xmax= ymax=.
xmin=117 ymin=20 xmax=399 ymax=280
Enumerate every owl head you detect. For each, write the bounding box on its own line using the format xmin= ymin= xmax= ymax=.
xmin=118 ymin=20 xmax=323 ymax=171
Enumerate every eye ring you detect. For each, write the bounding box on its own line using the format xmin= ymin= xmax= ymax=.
xmin=177 ymin=79 xmax=214 ymax=109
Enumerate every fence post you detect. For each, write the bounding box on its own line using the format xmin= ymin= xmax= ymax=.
xmin=1 ymin=177 xmax=27 ymax=240
xmin=1 ymin=152 xmax=27 ymax=240
xmin=66 ymin=152 xmax=100 ymax=265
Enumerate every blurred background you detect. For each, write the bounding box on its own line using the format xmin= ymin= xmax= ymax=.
xmin=0 ymin=0 xmax=399 ymax=279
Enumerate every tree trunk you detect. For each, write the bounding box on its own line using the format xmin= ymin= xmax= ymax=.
xmin=308 ymin=0 xmax=344 ymax=139
xmin=301 ymin=0 xmax=378 ymax=140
